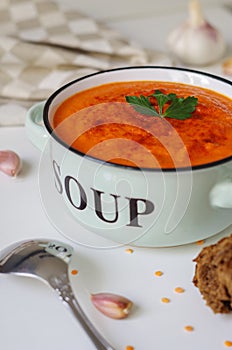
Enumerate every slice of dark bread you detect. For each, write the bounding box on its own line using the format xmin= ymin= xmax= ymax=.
xmin=193 ymin=234 xmax=232 ymax=313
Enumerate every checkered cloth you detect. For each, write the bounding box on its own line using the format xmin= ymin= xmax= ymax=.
xmin=0 ymin=0 xmax=169 ymax=125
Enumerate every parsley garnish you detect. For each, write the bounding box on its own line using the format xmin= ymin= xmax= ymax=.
xmin=125 ymin=89 xmax=198 ymax=120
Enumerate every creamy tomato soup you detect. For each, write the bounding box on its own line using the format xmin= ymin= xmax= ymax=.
xmin=52 ymin=81 xmax=232 ymax=169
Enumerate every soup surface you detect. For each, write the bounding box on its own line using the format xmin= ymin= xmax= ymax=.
xmin=52 ymin=81 xmax=232 ymax=169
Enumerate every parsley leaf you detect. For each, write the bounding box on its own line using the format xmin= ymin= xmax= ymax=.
xmin=125 ymin=95 xmax=159 ymax=117
xmin=164 ymin=96 xmax=198 ymax=120
xmin=150 ymin=90 xmax=170 ymax=114
xmin=126 ymin=89 xmax=198 ymax=120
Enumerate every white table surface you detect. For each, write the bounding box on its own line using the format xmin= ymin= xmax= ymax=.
xmin=1 ymin=3 xmax=232 ymax=350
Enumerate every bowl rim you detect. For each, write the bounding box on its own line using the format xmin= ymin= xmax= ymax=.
xmin=43 ymin=65 xmax=232 ymax=173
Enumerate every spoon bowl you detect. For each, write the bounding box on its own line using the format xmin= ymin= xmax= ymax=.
xmin=0 ymin=239 xmax=115 ymax=350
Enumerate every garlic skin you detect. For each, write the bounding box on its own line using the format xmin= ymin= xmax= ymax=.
xmin=0 ymin=150 xmax=21 ymax=177
xmin=91 ymin=292 xmax=133 ymax=319
xmin=167 ymin=0 xmax=226 ymax=66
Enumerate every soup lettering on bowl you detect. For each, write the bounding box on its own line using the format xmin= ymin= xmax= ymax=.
xmin=52 ymin=81 xmax=232 ymax=169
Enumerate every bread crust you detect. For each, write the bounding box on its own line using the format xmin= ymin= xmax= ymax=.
xmin=193 ymin=234 xmax=232 ymax=313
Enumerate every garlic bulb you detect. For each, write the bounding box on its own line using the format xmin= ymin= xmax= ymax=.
xmin=0 ymin=150 xmax=21 ymax=177
xmin=167 ymin=0 xmax=226 ymax=66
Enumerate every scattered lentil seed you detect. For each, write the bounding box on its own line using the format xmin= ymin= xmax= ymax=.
xmin=174 ymin=287 xmax=185 ymax=293
xmin=196 ymin=239 xmax=205 ymax=245
xmin=224 ymin=341 xmax=232 ymax=347
xmin=125 ymin=248 xmax=134 ymax=254
xmin=184 ymin=325 xmax=194 ymax=332
xmin=161 ymin=297 xmax=170 ymax=303
xmin=154 ymin=270 xmax=163 ymax=277
xmin=71 ymin=269 xmax=79 ymax=275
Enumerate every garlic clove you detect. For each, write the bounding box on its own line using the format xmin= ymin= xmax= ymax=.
xmin=167 ymin=0 xmax=226 ymax=66
xmin=0 ymin=150 xmax=21 ymax=177
xmin=91 ymin=292 xmax=133 ymax=319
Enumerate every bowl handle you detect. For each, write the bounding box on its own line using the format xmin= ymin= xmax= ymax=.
xmin=25 ymin=101 xmax=48 ymax=152
xmin=210 ymin=180 xmax=232 ymax=209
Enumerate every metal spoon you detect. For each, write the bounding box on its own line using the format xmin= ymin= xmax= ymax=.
xmin=0 ymin=239 xmax=115 ymax=350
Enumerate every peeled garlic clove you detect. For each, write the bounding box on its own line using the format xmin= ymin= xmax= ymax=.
xmin=91 ymin=292 xmax=133 ymax=319
xmin=0 ymin=150 xmax=21 ymax=177
xmin=167 ymin=0 xmax=226 ymax=66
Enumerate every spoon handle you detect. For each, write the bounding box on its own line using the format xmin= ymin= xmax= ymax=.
xmin=59 ymin=283 xmax=116 ymax=350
